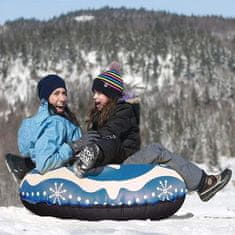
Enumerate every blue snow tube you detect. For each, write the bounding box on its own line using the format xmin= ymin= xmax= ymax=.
xmin=19 ymin=164 xmax=186 ymax=220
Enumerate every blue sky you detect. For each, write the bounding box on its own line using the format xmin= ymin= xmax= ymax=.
xmin=0 ymin=0 xmax=234 ymax=24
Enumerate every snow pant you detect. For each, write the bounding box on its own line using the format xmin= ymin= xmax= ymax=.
xmin=123 ymin=143 xmax=203 ymax=191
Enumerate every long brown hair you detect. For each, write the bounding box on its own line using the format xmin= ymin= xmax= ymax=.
xmin=87 ymin=98 xmax=118 ymax=129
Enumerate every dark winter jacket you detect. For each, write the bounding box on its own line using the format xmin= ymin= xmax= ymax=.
xmin=91 ymin=101 xmax=141 ymax=166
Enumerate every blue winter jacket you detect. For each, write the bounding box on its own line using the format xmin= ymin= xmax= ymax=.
xmin=18 ymin=100 xmax=82 ymax=174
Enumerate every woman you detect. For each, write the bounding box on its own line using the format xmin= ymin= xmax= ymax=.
xmin=72 ymin=62 xmax=232 ymax=202
xmin=18 ymin=74 xmax=98 ymax=174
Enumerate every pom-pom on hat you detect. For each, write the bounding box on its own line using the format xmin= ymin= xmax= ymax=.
xmin=92 ymin=62 xmax=124 ymax=99
xmin=37 ymin=74 xmax=66 ymax=101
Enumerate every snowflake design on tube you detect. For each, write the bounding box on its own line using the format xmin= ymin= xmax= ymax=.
xmin=49 ymin=182 xmax=67 ymax=205
xmin=156 ymin=180 xmax=173 ymax=201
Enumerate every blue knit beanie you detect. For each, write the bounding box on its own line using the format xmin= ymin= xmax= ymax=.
xmin=37 ymin=74 xmax=66 ymax=100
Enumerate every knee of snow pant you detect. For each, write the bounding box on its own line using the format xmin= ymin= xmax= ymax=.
xmin=150 ymin=143 xmax=172 ymax=163
xmin=123 ymin=143 xmax=172 ymax=164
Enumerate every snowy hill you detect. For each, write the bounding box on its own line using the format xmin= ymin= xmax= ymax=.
xmin=0 ymin=7 xmax=234 ymax=206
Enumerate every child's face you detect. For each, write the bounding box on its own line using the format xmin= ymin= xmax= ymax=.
xmin=93 ymin=91 xmax=110 ymax=111
xmin=48 ymin=87 xmax=67 ymax=113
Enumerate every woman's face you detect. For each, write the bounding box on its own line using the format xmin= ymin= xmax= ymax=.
xmin=93 ymin=91 xmax=110 ymax=111
xmin=48 ymin=88 xmax=67 ymax=113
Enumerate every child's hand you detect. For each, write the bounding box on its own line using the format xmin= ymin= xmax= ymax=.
xmin=72 ymin=144 xmax=101 ymax=177
xmin=69 ymin=131 xmax=101 ymax=154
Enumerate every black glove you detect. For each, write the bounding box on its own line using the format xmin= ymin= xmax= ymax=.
xmin=72 ymin=143 xmax=101 ymax=177
xmin=69 ymin=131 xmax=101 ymax=154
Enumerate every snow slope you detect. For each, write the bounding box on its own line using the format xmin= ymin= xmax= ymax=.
xmin=0 ymin=158 xmax=234 ymax=235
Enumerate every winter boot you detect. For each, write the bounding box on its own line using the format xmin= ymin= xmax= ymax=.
xmin=198 ymin=168 xmax=232 ymax=201
xmin=5 ymin=153 xmax=35 ymax=185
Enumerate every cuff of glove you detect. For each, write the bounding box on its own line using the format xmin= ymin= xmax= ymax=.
xmin=72 ymin=159 xmax=86 ymax=178
xmin=68 ymin=142 xmax=80 ymax=155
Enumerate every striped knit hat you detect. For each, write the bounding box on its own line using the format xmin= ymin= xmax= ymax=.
xmin=92 ymin=62 xmax=124 ymax=98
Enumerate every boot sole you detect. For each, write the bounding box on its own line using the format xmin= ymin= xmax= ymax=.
xmin=5 ymin=158 xmax=21 ymax=185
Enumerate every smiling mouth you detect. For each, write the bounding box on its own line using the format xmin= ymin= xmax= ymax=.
xmin=56 ymin=105 xmax=65 ymax=108
xmin=55 ymin=105 xmax=65 ymax=112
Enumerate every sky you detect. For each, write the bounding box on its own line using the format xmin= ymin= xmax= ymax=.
xmin=0 ymin=0 xmax=234 ymax=25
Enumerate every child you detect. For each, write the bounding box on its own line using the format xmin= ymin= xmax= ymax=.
xmin=72 ymin=62 xmax=232 ymax=202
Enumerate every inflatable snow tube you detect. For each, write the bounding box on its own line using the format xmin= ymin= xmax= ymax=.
xmin=19 ymin=164 xmax=186 ymax=220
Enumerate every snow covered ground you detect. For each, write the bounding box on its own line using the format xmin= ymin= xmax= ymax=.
xmin=0 ymin=158 xmax=234 ymax=235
